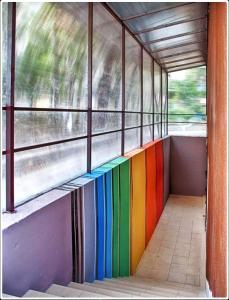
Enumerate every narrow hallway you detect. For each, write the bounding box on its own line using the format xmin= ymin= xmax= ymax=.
xmin=136 ymin=195 xmax=206 ymax=295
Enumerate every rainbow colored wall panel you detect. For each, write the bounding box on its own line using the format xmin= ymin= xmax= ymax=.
xmin=68 ymin=139 xmax=165 ymax=282
xmin=125 ymin=149 xmax=146 ymax=274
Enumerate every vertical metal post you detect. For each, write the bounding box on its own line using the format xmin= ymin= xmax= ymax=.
xmin=166 ymin=72 xmax=169 ymax=135
xmin=160 ymin=67 xmax=163 ymax=138
xmin=6 ymin=2 xmax=16 ymax=212
xmin=121 ymin=25 xmax=125 ymax=155
xmin=87 ymin=3 xmax=93 ymax=173
xmin=152 ymin=59 xmax=154 ymax=141
xmin=140 ymin=47 xmax=143 ymax=147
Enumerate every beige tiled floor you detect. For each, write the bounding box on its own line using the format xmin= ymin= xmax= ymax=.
xmin=136 ymin=194 xmax=206 ymax=288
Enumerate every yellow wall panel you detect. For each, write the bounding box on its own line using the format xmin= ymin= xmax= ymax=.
xmin=125 ymin=149 xmax=146 ymax=274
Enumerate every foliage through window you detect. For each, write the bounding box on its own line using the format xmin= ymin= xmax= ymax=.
xmin=168 ymin=67 xmax=206 ymax=136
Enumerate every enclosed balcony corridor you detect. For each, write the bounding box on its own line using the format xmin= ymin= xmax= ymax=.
xmin=1 ymin=1 xmax=227 ymax=299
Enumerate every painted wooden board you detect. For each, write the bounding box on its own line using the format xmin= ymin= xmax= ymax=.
xmin=143 ymin=142 xmax=157 ymax=246
xmin=108 ymin=157 xmax=131 ymax=277
xmin=125 ymin=149 xmax=146 ymax=274
xmin=70 ymin=177 xmax=96 ymax=283
xmin=59 ymin=184 xmax=84 ymax=283
xmin=93 ymin=167 xmax=113 ymax=279
xmin=83 ymin=172 xmax=105 ymax=280
xmin=155 ymin=141 xmax=164 ymax=222
xmin=101 ymin=163 xmax=120 ymax=278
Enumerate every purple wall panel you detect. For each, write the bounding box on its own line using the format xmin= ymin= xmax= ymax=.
xmin=170 ymin=136 xmax=207 ymax=196
xmin=2 ymin=194 xmax=72 ymax=297
xmin=163 ymin=136 xmax=170 ymax=205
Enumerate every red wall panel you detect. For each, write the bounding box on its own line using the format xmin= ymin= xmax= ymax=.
xmin=155 ymin=141 xmax=164 ymax=222
xmin=143 ymin=142 xmax=157 ymax=246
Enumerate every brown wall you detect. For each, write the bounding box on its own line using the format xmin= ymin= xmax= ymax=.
xmin=170 ymin=136 xmax=207 ymax=196
xmin=206 ymin=2 xmax=227 ymax=297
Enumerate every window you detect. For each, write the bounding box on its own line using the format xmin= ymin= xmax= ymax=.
xmin=168 ymin=67 xmax=206 ymax=136
xmin=2 ymin=3 xmax=168 ymax=211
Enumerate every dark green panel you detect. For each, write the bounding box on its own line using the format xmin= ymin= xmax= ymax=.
xmin=108 ymin=157 xmax=130 ymax=277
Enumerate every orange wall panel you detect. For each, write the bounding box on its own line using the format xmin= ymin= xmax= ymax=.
xmin=207 ymin=2 xmax=227 ymax=297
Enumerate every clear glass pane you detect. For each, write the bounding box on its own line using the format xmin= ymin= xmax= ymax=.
xmin=143 ymin=51 xmax=153 ymax=112
xmin=125 ymin=31 xmax=141 ymax=111
xmin=125 ymin=113 xmax=141 ymax=128
xmin=15 ymin=3 xmax=88 ymax=108
xmin=143 ymin=125 xmax=153 ymax=145
xmin=162 ymin=70 xmax=167 ymax=113
xmin=92 ymin=112 xmax=121 ymax=134
xmin=93 ymin=4 xmax=122 ymax=110
xmin=2 ymin=155 xmax=6 ymax=211
xmin=2 ymin=110 xmax=6 ymax=150
xmin=154 ymin=123 xmax=161 ymax=140
xmin=2 ymin=3 xmax=9 ymax=106
xmin=143 ymin=113 xmax=153 ymax=125
xmin=168 ymin=67 xmax=206 ymax=115
xmin=92 ymin=132 xmax=121 ymax=169
xmin=168 ymin=114 xmax=207 ymax=123
xmin=154 ymin=62 xmax=161 ymax=113
xmin=15 ymin=111 xmax=87 ymax=148
xmin=154 ymin=113 xmax=161 ymax=123
xmin=168 ymin=123 xmax=207 ymax=137
xmin=125 ymin=128 xmax=140 ymax=153
xmin=14 ymin=139 xmax=87 ymax=205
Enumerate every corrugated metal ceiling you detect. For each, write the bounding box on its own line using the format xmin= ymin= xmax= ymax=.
xmin=108 ymin=2 xmax=208 ymax=72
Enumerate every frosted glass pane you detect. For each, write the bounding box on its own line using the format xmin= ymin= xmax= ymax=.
xmin=154 ymin=62 xmax=161 ymax=113
xmin=125 ymin=113 xmax=141 ymax=128
xmin=15 ymin=3 xmax=88 ymax=108
xmin=162 ymin=123 xmax=167 ymax=137
xmin=92 ymin=112 xmax=121 ymax=134
xmin=93 ymin=4 xmax=122 ymax=110
xmin=2 ymin=111 xmax=6 ymax=150
xmin=125 ymin=128 xmax=140 ymax=153
xmin=143 ymin=51 xmax=153 ymax=112
xmin=15 ymin=111 xmax=87 ymax=148
xmin=125 ymin=32 xmax=141 ymax=111
xmin=168 ymin=123 xmax=207 ymax=137
xmin=2 ymin=3 xmax=9 ymax=106
xmin=14 ymin=139 xmax=87 ymax=205
xmin=143 ymin=125 xmax=153 ymax=145
xmin=2 ymin=155 xmax=6 ymax=211
xmin=154 ymin=123 xmax=161 ymax=140
xmin=154 ymin=113 xmax=161 ymax=123
xmin=143 ymin=113 xmax=153 ymax=125
xmin=162 ymin=70 xmax=167 ymax=113
xmin=92 ymin=132 xmax=121 ymax=169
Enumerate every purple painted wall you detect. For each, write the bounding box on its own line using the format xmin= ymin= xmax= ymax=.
xmin=2 ymin=193 xmax=72 ymax=297
xmin=163 ymin=136 xmax=171 ymax=205
xmin=170 ymin=136 xmax=207 ymax=196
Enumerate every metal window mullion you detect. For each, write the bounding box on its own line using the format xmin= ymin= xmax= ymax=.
xmin=152 ymin=59 xmax=154 ymax=141
xmin=160 ymin=67 xmax=163 ymax=138
xmin=140 ymin=47 xmax=143 ymax=147
xmin=166 ymin=72 xmax=169 ymax=135
xmin=87 ymin=3 xmax=93 ymax=173
xmin=121 ymin=25 xmax=125 ymax=155
xmin=6 ymin=3 xmax=16 ymax=212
